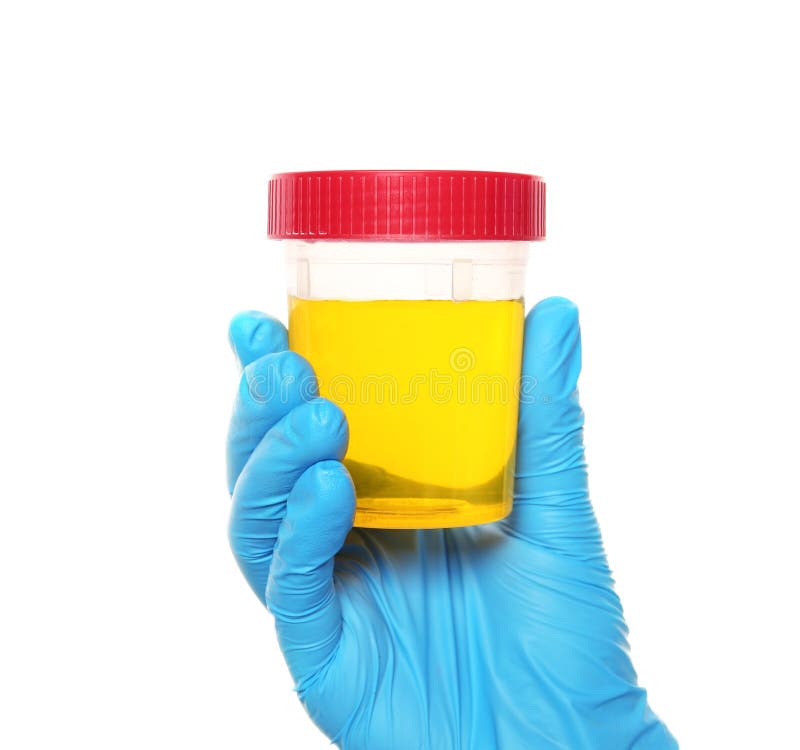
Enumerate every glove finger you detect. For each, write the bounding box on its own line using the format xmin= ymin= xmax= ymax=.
xmin=228 ymin=311 xmax=288 ymax=369
xmin=501 ymin=297 xmax=604 ymax=560
xmin=266 ymin=460 xmax=355 ymax=686
xmin=227 ymin=349 xmax=318 ymax=494
xmin=230 ymin=398 xmax=349 ymax=603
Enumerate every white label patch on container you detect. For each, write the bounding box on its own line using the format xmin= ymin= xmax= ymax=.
xmin=451 ymin=259 xmax=473 ymax=301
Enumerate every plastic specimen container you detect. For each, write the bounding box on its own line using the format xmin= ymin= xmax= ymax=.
xmin=268 ymin=170 xmax=545 ymax=528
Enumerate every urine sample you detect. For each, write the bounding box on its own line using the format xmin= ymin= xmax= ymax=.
xmin=269 ymin=171 xmax=545 ymax=528
xmin=289 ymin=297 xmax=524 ymax=527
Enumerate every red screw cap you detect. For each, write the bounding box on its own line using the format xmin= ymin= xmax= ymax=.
xmin=268 ymin=170 xmax=545 ymax=241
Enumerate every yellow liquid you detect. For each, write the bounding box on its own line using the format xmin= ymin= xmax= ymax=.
xmin=288 ymin=298 xmax=524 ymax=528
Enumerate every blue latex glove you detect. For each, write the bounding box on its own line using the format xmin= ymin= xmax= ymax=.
xmin=227 ymin=297 xmax=677 ymax=749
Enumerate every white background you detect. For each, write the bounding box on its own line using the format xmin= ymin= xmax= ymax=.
xmin=1 ymin=1 xmax=798 ymax=748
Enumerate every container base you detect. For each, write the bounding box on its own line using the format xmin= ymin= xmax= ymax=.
xmin=353 ymin=497 xmax=512 ymax=529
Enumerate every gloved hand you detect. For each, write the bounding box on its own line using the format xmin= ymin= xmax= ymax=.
xmin=226 ymin=297 xmax=677 ymax=749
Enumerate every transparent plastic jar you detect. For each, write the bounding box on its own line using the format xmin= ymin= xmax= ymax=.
xmin=268 ymin=171 xmax=545 ymax=529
